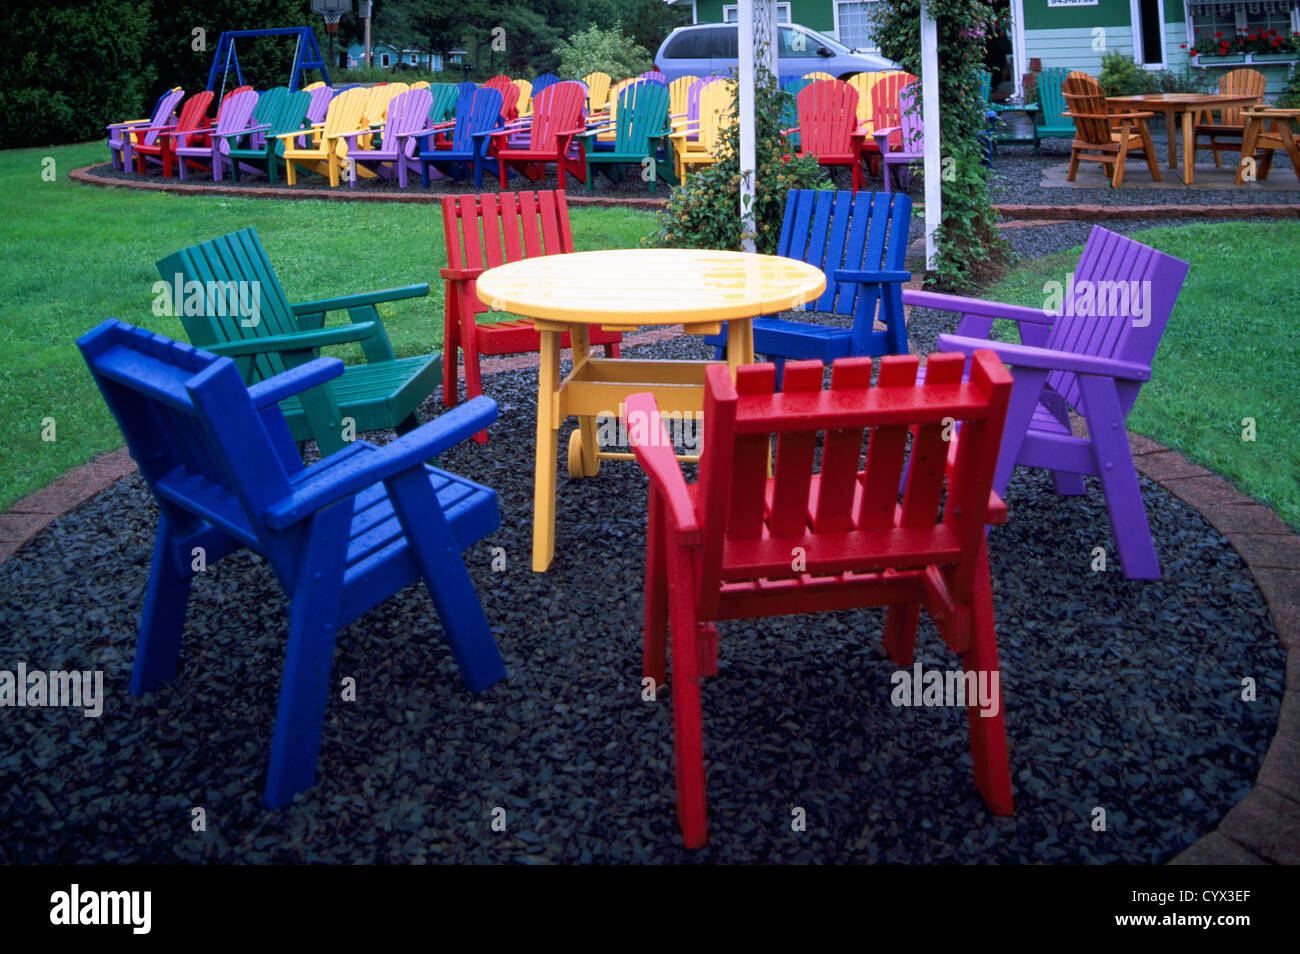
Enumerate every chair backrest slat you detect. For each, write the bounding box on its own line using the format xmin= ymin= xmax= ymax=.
xmin=1217 ymin=67 xmax=1266 ymax=127
xmin=529 ymin=81 xmax=586 ymax=150
xmin=1036 ymin=67 xmax=1069 ymax=127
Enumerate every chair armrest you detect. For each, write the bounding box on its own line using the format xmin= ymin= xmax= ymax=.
xmin=440 ymin=267 xmax=484 ymax=281
xmin=833 ymin=268 xmax=912 ymax=285
xmin=903 ymin=289 xmax=1054 ymax=326
xmin=624 ymin=392 xmax=700 ymax=541
xmin=247 ymin=357 xmax=344 ymax=410
xmin=213 ymin=124 xmax=271 ymax=139
xmin=291 ymin=284 xmax=429 ymax=315
xmin=264 ymin=397 xmax=499 ymax=530
xmin=986 ymin=491 xmax=1008 ymax=526
xmin=936 ymin=334 xmax=1152 ymax=381
xmin=203 ymin=323 xmax=379 ymax=358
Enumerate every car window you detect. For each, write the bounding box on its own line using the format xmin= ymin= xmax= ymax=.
xmin=709 ymin=26 xmax=739 ymax=58
xmin=779 ymin=27 xmax=821 ymax=58
xmin=664 ymin=31 xmax=709 ymax=60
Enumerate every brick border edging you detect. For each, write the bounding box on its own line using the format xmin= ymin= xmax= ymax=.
xmin=1 ymin=348 xmax=1295 ymax=864
xmin=66 ymin=165 xmax=1300 ymax=221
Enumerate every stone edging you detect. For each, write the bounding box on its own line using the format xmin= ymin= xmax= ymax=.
xmin=0 ymin=333 xmax=1295 ymax=864
xmin=66 ymin=165 xmax=1300 ymax=221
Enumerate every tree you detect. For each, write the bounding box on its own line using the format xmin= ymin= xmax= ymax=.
xmin=553 ymin=24 xmax=653 ymax=80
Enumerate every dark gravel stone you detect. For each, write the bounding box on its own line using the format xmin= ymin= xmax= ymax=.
xmin=0 ymin=326 xmax=1283 ymax=863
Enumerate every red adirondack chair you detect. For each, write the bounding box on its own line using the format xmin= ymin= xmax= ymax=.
xmin=487 ymin=81 xmax=588 ymax=188
xmin=788 ymin=79 xmax=868 ymax=191
xmin=484 ymin=75 xmax=520 ymax=121
xmin=133 ymin=91 xmax=214 ymax=177
xmin=864 ymin=71 xmax=918 ymax=169
xmin=440 ymin=190 xmax=622 ymax=440
xmin=627 ymin=351 xmax=1015 ymax=848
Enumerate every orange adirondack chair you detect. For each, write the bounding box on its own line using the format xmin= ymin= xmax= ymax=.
xmin=787 ymin=79 xmax=869 ymax=191
xmin=1192 ymin=67 xmax=1266 ymax=166
xmin=1062 ymin=71 xmax=1161 ymax=187
xmin=627 ymin=350 xmax=1015 ymax=848
xmin=487 ymin=81 xmax=588 ymax=188
xmin=440 ymin=190 xmax=622 ymax=439
xmin=133 ymin=91 xmax=215 ymax=176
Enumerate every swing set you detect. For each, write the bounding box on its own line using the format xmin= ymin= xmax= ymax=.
xmin=205 ymin=27 xmax=331 ymax=96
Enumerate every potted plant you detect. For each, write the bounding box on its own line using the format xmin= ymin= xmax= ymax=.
xmin=1252 ymin=30 xmax=1300 ymax=62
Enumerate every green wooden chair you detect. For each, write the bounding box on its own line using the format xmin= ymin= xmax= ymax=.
xmin=156 ymin=227 xmax=441 ymax=456
xmin=1032 ymin=67 xmax=1075 ymax=152
xmin=221 ymin=87 xmax=312 ymax=185
xmin=428 ymin=82 xmax=459 ymax=124
xmin=578 ymin=80 xmax=676 ymax=191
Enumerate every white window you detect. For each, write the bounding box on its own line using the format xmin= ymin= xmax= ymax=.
xmin=723 ymin=3 xmax=791 ymax=23
xmin=834 ymin=1 xmax=885 ymax=50
xmin=380 ymin=53 xmax=390 ymax=67
xmin=1187 ymin=0 xmax=1300 ymax=53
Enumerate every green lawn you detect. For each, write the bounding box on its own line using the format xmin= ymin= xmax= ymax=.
xmin=0 ymin=142 xmax=657 ymax=512
xmin=981 ymin=221 xmax=1300 ymax=529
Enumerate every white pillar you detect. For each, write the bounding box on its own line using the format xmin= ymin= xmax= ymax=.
xmin=738 ymin=0 xmax=757 ymax=253
xmin=920 ymin=3 xmax=941 ymax=270
xmin=1010 ymin=0 xmax=1027 ymax=100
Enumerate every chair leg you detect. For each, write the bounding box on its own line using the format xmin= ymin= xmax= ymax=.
xmin=666 ymin=541 xmax=707 ymax=849
xmin=1080 ymin=376 xmax=1160 ymax=579
xmin=1052 ymin=471 xmax=1086 ymax=496
xmin=963 ymin=540 xmax=1014 ymax=815
xmin=882 ymin=603 xmax=921 ymax=664
xmin=1139 ymin=121 xmax=1161 ymax=182
xmin=992 ymin=370 xmax=1051 ymax=495
xmin=442 ymin=291 xmax=461 ymax=409
xmin=643 ymin=489 xmax=669 ymax=687
xmin=461 ymin=319 xmax=487 ymax=444
xmin=264 ymin=507 xmax=348 ymax=809
xmin=130 ymin=520 xmax=194 ymax=695
xmin=387 ymin=468 xmax=506 ymax=693
xmin=1066 ymin=148 xmax=1080 ymax=182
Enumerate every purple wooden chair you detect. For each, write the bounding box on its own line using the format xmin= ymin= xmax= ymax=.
xmin=107 ymin=88 xmax=184 ymax=171
xmin=295 ymin=85 xmax=333 ymax=149
xmin=175 ymin=88 xmax=258 ymax=181
xmin=873 ymin=81 xmax=921 ymax=193
xmin=639 ymin=70 xmax=667 ymax=84
xmin=905 ymin=225 xmax=1191 ymax=579
xmin=337 ymin=88 xmax=433 ymax=188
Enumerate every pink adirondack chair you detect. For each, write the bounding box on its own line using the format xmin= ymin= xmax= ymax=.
xmin=336 ymin=88 xmax=432 ymax=187
xmin=174 ymin=88 xmax=258 ymax=180
xmin=488 ymin=81 xmax=588 ymax=188
xmin=107 ymin=87 xmax=184 ymax=171
xmin=628 ymin=351 xmax=1016 ymax=847
xmin=788 ymin=79 xmax=868 ymax=192
xmin=906 ymin=225 xmax=1191 ymax=579
xmin=874 ymin=81 xmax=922 ymax=192
xmin=132 ymin=91 xmax=214 ymax=177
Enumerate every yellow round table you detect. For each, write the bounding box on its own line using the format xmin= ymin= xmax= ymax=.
xmin=476 ymin=248 xmax=826 ymax=572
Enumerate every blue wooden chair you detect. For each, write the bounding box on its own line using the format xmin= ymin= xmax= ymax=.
xmin=419 ymin=85 xmax=504 ymax=188
xmin=704 ymin=189 xmax=913 ymax=378
xmin=77 ymin=319 xmax=507 ymax=808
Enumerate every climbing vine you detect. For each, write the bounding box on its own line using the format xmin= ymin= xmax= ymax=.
xmin=872 ymin=0 xmax=1011 ymax=290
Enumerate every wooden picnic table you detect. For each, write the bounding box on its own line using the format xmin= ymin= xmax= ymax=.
xmin=1105 ymin=92 xmax=1263 ymax=184
xmin=476 ymin=248 xmax=826 ymax=572
xmin=1236 ymin=107 xmax=1300 ymax=184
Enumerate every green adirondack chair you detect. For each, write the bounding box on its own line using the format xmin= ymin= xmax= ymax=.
xmin=578 ymin=80 xmax=676 ymax=192
xmin=1033 ymin=67 xmax=1075 ymax=151
xmin=156 ymin=227 xmax=441 ymax=455
xmin=222 ymin=87 xmax=312 ymax=185
xmin=428 ymin=82 xmax=459 ymax=124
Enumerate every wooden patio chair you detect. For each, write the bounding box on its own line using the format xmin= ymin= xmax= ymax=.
xmin=1192 ymin=67 xmax=1266 ymax=167
xmin=906 ymin=225 xmax=1191 ymax=578
xmin=1062 ymin=71 xmax=1161 ymax=187
xmin=788 ymin=79 xmax=869 ymax=191
xmin=78 ymin=319 xmax=505 ymax=808
xmin=627 ymin=350 xmax=1015 ymax=847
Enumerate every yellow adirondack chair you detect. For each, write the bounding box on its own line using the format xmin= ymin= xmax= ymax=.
xmin=357 ymin=82 xmax=409 ymax=148
xmin=846 ymin=71 xmax=888 ymax=130
xmin=596 ymin=78 xmax=643 ymax=142
xmin=302 ymin=81 xmax=325 ymax=91
xmin=583 ymin=72 xmax=612 ymax=112
xmin=668 ymin=79 xmax=735 ymax=181
xmin=513 ymin=78 xmax=534 ymax=117
xmin=410 ymin=80 xmax=430 ymax=90
xmin=803 ymin=71 xmax=835 ymax=82
xmin=278 ymin=86 xmax=368 ymax=186
xmin=668 ymin=75 xmax=700 ymax=131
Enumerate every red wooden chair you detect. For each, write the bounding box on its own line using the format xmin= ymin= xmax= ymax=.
xmin=627 ymin=351 xmax=1015 ymax=848
xmin=863 ymin=71 xmax=917 ymax=172
xmin=787 ymin=79 xmax=869 ymax=191
xmin=440 ymin=189 xmax=622 ymax=440
xmin=132 ymin=91 xmax=214 ymax=177
xmin=483 ymin=75 xmax=520 ymax=121
xmin=487 ymin=81 xmax=588 ymax=188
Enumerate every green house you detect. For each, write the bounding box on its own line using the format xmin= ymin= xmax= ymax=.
xmin=668 ymin=0 xmax=1300 ymax=96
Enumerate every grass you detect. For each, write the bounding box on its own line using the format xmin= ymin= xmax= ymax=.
xmin=981 ymin=221 xmax=1300 ymax=529
xmin=0 ymin=142 xmax=657 ymax=512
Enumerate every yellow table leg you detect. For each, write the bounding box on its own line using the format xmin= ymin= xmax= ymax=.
xmin=569 ymin=324 xmax=601 ymax=477
xmin=532 ymin=330 xmax=561 ymax=572
xmin=726 ymin=317 xmax=755 ymax=377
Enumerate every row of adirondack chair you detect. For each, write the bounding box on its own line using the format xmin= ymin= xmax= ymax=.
xmin=87 ymin=178 xmax=1190 ymax=844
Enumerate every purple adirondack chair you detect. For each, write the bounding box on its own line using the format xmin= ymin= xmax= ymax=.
xmin=906 ymin=225 xmax=1191 ymax=579
xmin=639 ymin=70 xmax=667 ymax=84
xmin=294 ymin=85 xmax=334 ymax=149
xmin=874 ymin=81 xmax=921 ymax=193
xmin=107 ymin=88 xmax=184 ymax=171
xmin=174 ymin=89 xmax=258 ymax=181
xmin=337 ymin=87 xmax=433 ymax=188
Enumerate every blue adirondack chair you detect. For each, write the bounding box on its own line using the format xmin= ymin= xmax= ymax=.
xmin=531 ymin=73 xmax=561 ymax=97
xmin=77 ymin=319 xmax=507 ymax=807
xmin=908 ymin=225 xmax=1191 ymax=578
xmin=419 ymin=86 xmax=504 ymax=188
xmin=704 ymin=189 xmax=913 ymax=378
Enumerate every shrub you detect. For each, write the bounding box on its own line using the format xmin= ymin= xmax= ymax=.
xmin=553 ymin=24 xmax=653 ymax=81
xmin=1155 ymin=62 xmax=1212 ymax=94
xmin=645 ymin=61 xmax=828 ymax=254
xmin=1278 ymin=71 xmax=1300 ymax=108
xmin=1097 ymin=51 xmax=1158 ymax=96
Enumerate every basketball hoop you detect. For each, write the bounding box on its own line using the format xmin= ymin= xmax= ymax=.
xmin=322 ymin=12 xmax=342 ymax=33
